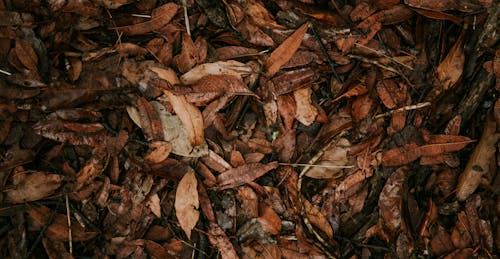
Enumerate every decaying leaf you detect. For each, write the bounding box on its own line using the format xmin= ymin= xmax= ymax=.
xmin=216 ymin=162 xmax=279 ymax=190
xmin=27 ymin=204 xmax=98 ymax=241
xmin=436 ymin=31 xmax=465 ymax=90
xmin=151 ymin=101 xmax=208 ymax=157
xmin=306 ymin=138 xmax=351 ymax=179
xmin=175 ymin=171 xmax=199 ymax=240
xmin=5 ymin=171 xmax=63 ymax=203
xmin=265 ymin=23 xmax=309 ymax=77
xmin=163 ymin=90 xmax=205 ymax=147
xmin=293 ymin=87 xmax=318 ymax=126
xmin=180 ymin=61 xmax=254 ymax=85
xmin=456 ymin=112 xmax=498 ymax=201
xmin=302 ymin=198 xmax=334 ymax=239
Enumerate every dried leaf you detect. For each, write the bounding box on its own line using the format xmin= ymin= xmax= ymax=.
xmin=217 ymin=162 xmax=279 ymax=190
xmin=147 ymin=193 xmax=162 ymax=218
xmin=175 ymin=171 xmax=199 ymax=240
xmin=436 ymin=31 xmax=465 ymax=90
xmin=144 ymin=141 xmax=172 ymax=164
xmin=456 ymin=113 xmax=498 ymax=200
xmin=136 ymin=96 xmax=164 ymax=141
xmin=180 ymin=61 xmax=253 ymax=85
xmin=382 ymin=143 xmax=421 ymax=166
xmin=5 ymin=171 xmax=63 ymax=203
xmin=151 ymin=101 xmax=208 ymax=157
xmin=306 ymin=138 xmax=351 ymax=179
xmin=15 ymin=38 xmax=38 ymax=72
xmin=174 ymin=32 xmax=198 ymax=73
xmin=293 ymin=87 xmax=318 ymax=126
xmin=112 ymin=3 xmax=179 ymax=35
xmin=265 ymin=23 xmax=308 ymax=77
xmin=164 ymin=90 xmax=205 ymax=147
xmin=27 ymin=204 xmax=98 ymax=241
xmin=379 ymin=166 xmax=407 ymax=235
xmin=257 ymin=204 xmax=282 ymax=235
xmin=302 ymin=198 xmax=334 ymax=239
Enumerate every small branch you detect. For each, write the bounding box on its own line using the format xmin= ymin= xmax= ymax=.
xmin=65 ymin=193 xmax=73 ymax=255
xmin=374 ymin=102 xmax=431 ymax=119
xmin=181 ymin=0 xmax=191 ymax=37
xmin=279 ymin=162 xmax=353 ymax=169
xmin=0 ymin=68 xmax=12 ymax=76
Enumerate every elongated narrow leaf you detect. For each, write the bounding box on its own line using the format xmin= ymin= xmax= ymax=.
xmin=265 ymin=23 xmax=308 ymax=77
xmin=175 ymin=171 xmax=199 ymax=240
xmin=217 ymin=162 xmax=279 ymax=190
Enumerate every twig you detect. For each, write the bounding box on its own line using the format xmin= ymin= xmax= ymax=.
xmin=65 ymin=193 xmax=73 ymax=255
xmin=347 ymin=54 xmax=402 ymax=76
xmin=310 ymin=24 xmax=342 ymax=83
xmin=0 ymin=68 xmax=11 ymax=76
xmin=181 ymin=0 xmax=191 ymax=37
xmin=131 ymin=14 xmax=151 ymax=18
xmin=374 ymin=102 xmax=431 ymax=119
xmin=279 ymin=162 xmax=353 ymax=169
xmin=354 ymin=43 xmax=414 ymax=70
xmin=26 ymin=203 xmax=61 ymax=259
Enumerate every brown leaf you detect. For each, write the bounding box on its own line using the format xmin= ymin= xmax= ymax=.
xmin=302 ymin=198 xmax=334 ymax=239
xmin=419 ymin=135 xmax=473 ymax=157
xmin=277 ymin=94 xmax=296 ymax=130
xmin=382 ymin=143 xmax=421 ymax=166
xmin=180 ymin=61 xmax=253 ymax=85
xmin=174 ymin=32 xmax=198 ymax=73
xmin=5 ymin=171 xmax=63 ymax=203
xmin=217 ymin=162 xmax=279 ymax=190
xmin=456 ymin=112 xmax=498 ymax=201
xmin=175 ymin=171 xmax=199 ymax=240
xmin=265 ymin=23 xmax=308 ymax=77
xmin=27 ymin=204 xmax=98 ymax=241
xmin=112 ymin=3 xmax=179 ymax=35
xmin=306 ymin=138 xmax=351 ymax=179
xmin=136 ymin=96 xmax=164 ymax=141
xmin=436 ymin=31 xmax=465 ymax=90
xmin=293 ymin=87 xmax=318 ymax=126
xmin=164 ymin=90 xmax=205 ymax=147
xmin=257 ymin=204 xmax=282 ymax=235
xmin=15 ymin=38 xmax=38 ymax=72
xmin=144 ymin=141 xmax=172 ymax=164
xmin=379 ymin=166 xmax=407 ymax=236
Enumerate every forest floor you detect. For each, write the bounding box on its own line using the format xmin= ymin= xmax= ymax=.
xmin=0 ymin=0 xmax=499 ymax=258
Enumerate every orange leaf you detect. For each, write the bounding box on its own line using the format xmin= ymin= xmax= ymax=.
xmin=382 ymin=143 xmax=421 ymax=167
xmin=436 ymin=31 xmax=465 ymax=90
xmin=265 ymin=23 xmax=308 ymax=77
xmin=175 ymin=171 xmax=199 ymax=240
xmin=164 ymin=90 xmax=205 ymax=146
xmin=217 ymin=162 xmax=278 ymax=190
xmin=257 ymin=204 xmax=282 ymax=235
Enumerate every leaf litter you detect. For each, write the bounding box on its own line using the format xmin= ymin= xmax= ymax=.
xmin=0 ymin=0 xmax=498 ymax=258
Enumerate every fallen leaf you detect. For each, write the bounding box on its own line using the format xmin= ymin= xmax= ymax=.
xmin=257 ymin=204 xmax=282 ymax=235
xmin=144 ymin=140 xmax=172 ymax=164
xmin=112 ymin=3 xmax=179 ymax=35
xmin=306 ymin=138 xmax=351 ymax=179
xmin=27 ymin=204 xmax=98 ymax=241
xmin=217 ymin=162 xmax=279 ymax=190
xmin=147 ymin=193 xmax=162 ymax=218
xmin=293 ymin=87 xmax=318 ymax=126
xmin=180 ymin=61 xmax=253 ymax=85
xmin=174 ymin=32 xmax=198 ymax=73
xmin=436 ymin=31 xmax=465 ymax=90
xmin=151 ymin=101 xmax=208 ymax=157
xmin=15 ymin=38 xmax=38 ymax=72
xmin=302 ymin=198 xmax=334 ymax=239
xmin=163 ymin=90 xmax=205 ymax=147
xmin=265 ymin=23 xmax=308 ymax=77
xmin=175 ymin=171 xmax=199 ymax=240
xmin=456 ymin=112 xmax=498 ymax=200
xmin=5 ymin=171 xmax=63 ymax=203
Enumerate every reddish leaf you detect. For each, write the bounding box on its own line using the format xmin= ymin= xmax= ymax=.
xmin=112 ymin=3 xmax=179 ymax=35
xmin=436 ymin=31 xmax=465 ymax=90
xmin=265 ymin=23 xmax=308 ymax=77
xmin=164 ymin=90 xmax=205 ymax=147
xmin=216 ymin=162 xmax=278 ymax=190
xmin=15 ymin=38 xmax=38 ymax=72
xmin=5 ymin=171 xmax=63 ymax=203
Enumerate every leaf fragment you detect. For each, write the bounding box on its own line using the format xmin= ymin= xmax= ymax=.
xmin=175 ymin=171 xmax=199 ymax=240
